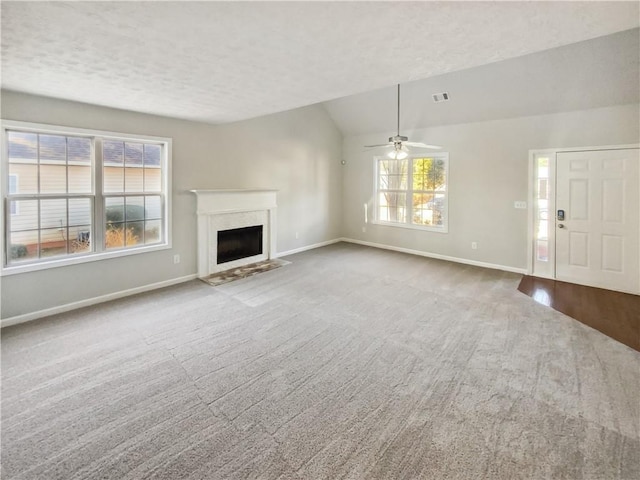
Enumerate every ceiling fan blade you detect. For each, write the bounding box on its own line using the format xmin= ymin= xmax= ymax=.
xmin=364 ymin=143 xmax=393 ymax=148
xmin=404 ymin=141 xmax=442 ymax=149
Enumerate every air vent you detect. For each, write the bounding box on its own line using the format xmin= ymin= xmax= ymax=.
xmin=432 ymin=92 xmax=450 ymax=103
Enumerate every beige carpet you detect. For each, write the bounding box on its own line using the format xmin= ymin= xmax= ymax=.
xmin=1 ymin=243 xmax=638 ymax=479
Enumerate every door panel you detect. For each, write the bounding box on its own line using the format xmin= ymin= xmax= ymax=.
xmin=556 ymin=149 xmax=639 ymax=294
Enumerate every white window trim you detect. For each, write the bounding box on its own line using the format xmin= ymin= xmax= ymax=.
xmin=372 ymin=152 xmax=449 ymax=234
xmin=1 ymin=119 xmax=172 ymax=276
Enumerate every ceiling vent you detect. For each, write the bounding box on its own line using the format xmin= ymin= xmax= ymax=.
xmin=432 ymin=92 xmax=450 ymax=103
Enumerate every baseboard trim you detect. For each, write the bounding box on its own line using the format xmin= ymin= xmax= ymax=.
xmin=340 ymin=237 xmax=527 ymax=275
xmin=276 ymin=238 xmax=342 ymax=258
xmin=1 ymin=274 xmax=198 ymax=328
xmin=2 ymin=239 xmax=524 ymax=327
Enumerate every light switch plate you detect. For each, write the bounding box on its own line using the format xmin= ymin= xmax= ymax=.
xmin=514 ymin=201 xmax=527 ymax=209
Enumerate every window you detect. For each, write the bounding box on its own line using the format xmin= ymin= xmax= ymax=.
xmin=534 ymin=156 xmax=550 ymax=262
xmin=375 ymin=153 xmax=448 ymax=232
xmin=2 ymin=121 xmax=171 ymax=272
xmin=8 ymin=174 xmax=18 ymax=215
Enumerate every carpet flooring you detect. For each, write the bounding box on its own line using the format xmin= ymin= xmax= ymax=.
xmin=1 ymin=242 xmax=639 ymax=479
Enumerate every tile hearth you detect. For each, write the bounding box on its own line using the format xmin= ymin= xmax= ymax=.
xmin=199 ymin=258 xmax=290 ymax=287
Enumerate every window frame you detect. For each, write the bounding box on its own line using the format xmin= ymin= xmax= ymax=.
xmin=1 ymin=119 xmax=172 ymax=276
xmin=372 ymin=152 xmax=449 ymax=233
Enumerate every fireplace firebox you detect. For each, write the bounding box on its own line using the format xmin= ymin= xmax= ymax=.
xmin=217 ymin=225 xmax=263 ymax=264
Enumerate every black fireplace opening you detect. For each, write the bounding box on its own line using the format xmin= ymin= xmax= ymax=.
xmin=217 ymin=225 xmax=263 ymax=264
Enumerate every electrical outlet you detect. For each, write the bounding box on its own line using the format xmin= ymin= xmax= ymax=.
xmin=471 ymin=242 xmax=478 ymax=250
xmin=173 ymin=254 xmax=180 ymax=264
xmin=362 ymin=226 xmax=366 ymax=233
xmin=295 ymin=232 xmax=299 ymax=239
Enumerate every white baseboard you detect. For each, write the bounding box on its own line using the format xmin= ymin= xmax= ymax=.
xmin=2 ymin=238 xmax=524 ymax=328
xmin=1 ymin=274 xmax=198 ymax=328
xmin=276 ymin=238 xmax=342 ymax=258
xmin=340 ymin=237 xmax=527 ymax=275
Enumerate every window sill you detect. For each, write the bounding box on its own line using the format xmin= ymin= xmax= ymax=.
xmin=371 ymin=220 xmax=449 ymax=234
xmin=1 ymin=243 xmax=171 ymax=276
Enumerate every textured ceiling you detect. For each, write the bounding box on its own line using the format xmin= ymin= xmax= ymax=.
xmin=2 ymin=1 xmax=639 ymax=125
xmin=324 ymin=28 xmax=640 ymax=136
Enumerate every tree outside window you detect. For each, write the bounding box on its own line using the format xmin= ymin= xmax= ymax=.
xmin=376 ymin=154 xmax=448 ymax=231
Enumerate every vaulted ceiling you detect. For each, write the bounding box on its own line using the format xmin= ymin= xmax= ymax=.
xmin=324 ymin=28 xmax=640 ymax=136
xmin=2 ymin=1 xmax=639 ymax=127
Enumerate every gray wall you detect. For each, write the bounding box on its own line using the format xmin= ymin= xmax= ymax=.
xmin=1 ymin=91 xmax=343 ymax=319
xmin=341 ymin=104 xmax=640 ymax=270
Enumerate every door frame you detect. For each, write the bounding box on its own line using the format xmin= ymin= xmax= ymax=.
xmin=527 ymin=144 xmax=640 ymax=281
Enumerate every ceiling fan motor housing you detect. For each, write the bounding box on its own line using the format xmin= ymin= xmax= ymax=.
xmin=389 ymin=135 xmax=408 ymax=143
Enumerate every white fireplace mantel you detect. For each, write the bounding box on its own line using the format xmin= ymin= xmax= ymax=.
xmin=190 ymin=189 xmax=277 ymax=278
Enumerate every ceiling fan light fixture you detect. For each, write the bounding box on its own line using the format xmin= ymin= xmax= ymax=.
xmin=364 ymin=84 xmax=441 ymax=153
xmin=388 ymin=147 xmax=408 ymax=160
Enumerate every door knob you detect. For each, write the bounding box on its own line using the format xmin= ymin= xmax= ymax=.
xmin=558 ymin=224 xmax=565 ymax=229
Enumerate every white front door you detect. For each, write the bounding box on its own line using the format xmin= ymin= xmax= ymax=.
xmin=555 ymin=149 xmax=639 ymax=294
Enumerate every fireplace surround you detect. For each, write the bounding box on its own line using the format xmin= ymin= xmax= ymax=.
xmin=190 ymin=189 xmax=277 ymax=278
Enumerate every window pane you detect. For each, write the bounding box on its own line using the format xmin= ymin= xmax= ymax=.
xmin=145 ymin=219 xmax=162 ymax=244
xmin=105 ymin=197 xmax=125 ymax=228
xmin=40 ymin=228 xmax=67 ymax=258
xmin=536 ymin=240 xmax=549 ymax=262
xmin=69 ymin=226 xmax=91 ymax=254
xmin=125 ymin=196 xmax=145 ymax=221
xmin=69 ymin=198 xmax=91 ymax=226
xmin=379 ymin=158 xmax=407 ymax=189
xmin=9 ymin=164 xmax=38 ymax=194
xmin=9 ymin=231 xmax=37 ymax=262
xmin=144 ymin=144 xmax=161 ymax=167
xmin=67 ymin=137 xmax=91 ymax=164
xmin=430 ymin=193 xmax=446 ymax=226
xmin=40 ymin=164 xmax=67 ymax=193
xmin=104 ymin=165 xmax=124 ymax=193
xmin=8 ymin=131 xmax=37 ymax=163
xmin=125 ymin=143 xmax=143 ymax=166
xmin=537 ymin=156 xmax=549 ymax=177
xmin=378 ymin=192 xmax=406 ymax=222
xmin=39 ymin=135 xmax=66 ymax=164
xmin=412 ymin=193 xmax=434 ymax=226
xmin=144 ymin=168 xmax=162 ymax=192
xmin=125 ymin=166 xmax=144 ymax=192
xmin=414 ymin=157 xmax=446 ymax=191
xmin=126 ymin=221 xmax=144 ymax=246
xmin=145 ymin=196 xmax=162 ymax=219
xmin=105 ymin=224 xmax=125 ymax=249
xmin=105 ymin=222 xmax=143 ymax=249
xmin=9 ymin=200 xmax=38 ymax=231
xmin=103 ymin=140 xmax=124 ymax=165
xmin=9 ymin=175 xmax=17 ymax=191
xmin=40 ymin=199 xmax=67 ymax=229
xmin=68 ymin=165 xmax=91 ymax=194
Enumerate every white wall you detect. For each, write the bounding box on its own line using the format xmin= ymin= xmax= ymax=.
xmin=341 ymin=104 xmax=640 ymax=270
xmin=1 ymin=91 xmax=343 ymax=320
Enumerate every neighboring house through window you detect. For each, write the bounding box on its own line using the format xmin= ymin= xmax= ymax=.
xmin=8 ymin=174 xmax=18 ymax=215
xmin=375 ymin=153 xmax=449 ymax=232
xmin=2 ymin=121 xmax=171 ymax=270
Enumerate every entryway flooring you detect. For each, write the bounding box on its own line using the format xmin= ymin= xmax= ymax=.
xmin=518 ymin=276 xmax=640 ymax=352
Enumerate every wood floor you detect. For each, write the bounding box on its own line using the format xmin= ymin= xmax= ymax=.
xmin=518 ymin=276 xmax=640 ymax=352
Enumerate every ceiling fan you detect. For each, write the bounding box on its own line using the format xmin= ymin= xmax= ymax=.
xmin=365 ymin=84 xmax=441 ymax=159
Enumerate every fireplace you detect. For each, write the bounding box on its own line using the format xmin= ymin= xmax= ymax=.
xmin=217 ymin=225 xmax=263 ymax=264
xmin=190 ymin=189 xmax=277 ymax=278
